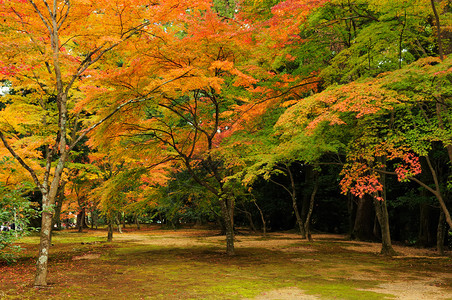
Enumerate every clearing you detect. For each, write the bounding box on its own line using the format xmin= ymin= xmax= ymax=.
xmin=0 ymin=226 xmax=451 ymax=299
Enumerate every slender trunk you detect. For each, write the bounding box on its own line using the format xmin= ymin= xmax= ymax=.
xmin=241 ymin=207 xmax=256 ymax=232
xmin=229 ymin=197 xmax=234 ymax=232
xmin=373 ymin=197 xmax=396 ymax=256
xmin=424 ymin=156 xmax=452 ymax=228
xmin=135 ymin=215 xmax=140 ymax=230
xmin=286 ymin=165 xmax=304 ymax=236
xmin=85 ymin=213 xmax=90 ymax=228
xmin=253 ymin=200 xmax=266 ymax=236
xmin=373 ymin=161 xmax=396 ymax=256
xmin=52 ymin=181 xmax=65 ymax=230
xmin=430 ymin=0 xmax=444 ymax=61
xmin=107 ymin=220 xmax=113 ymax=242
xmin=437 ymin=211 xmax=446 ymax=255
xmin=219 ymin=195 xmax=235 ymax=255
xmin=34 ymin=151 xmax=67 ymax=286
xmin=300 ymin=166 xmax=313 ymax=239
xmin=116 ymin=215 xmax=122 ymax=233
xmin=91 ymin=210 xmax=95 ymax=229
xmin=304 ymin=170 xmax=319 ymax=241
xmin=34 ymin=194 xmax=53 ymax=287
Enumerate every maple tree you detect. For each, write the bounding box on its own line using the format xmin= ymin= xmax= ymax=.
xmin=86 ymin=9 xmax=251 ymax=255
xmin=0 ymin=0 xmax=211 ymax=286
xmin=263 ymin=0 xmax=452 ymax=254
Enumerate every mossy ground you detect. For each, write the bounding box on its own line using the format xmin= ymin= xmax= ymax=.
xmin=0 ymin=226 xmax=451 ymax=299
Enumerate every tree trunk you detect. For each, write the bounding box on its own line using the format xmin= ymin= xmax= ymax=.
xmin=253 ymin=200 xmax=267 ymax=236
xmin=34 ymin=155 xmax=67 ymax=286
xmin=77 ymin=208 xmax=85 ymax=233
xmin=135 ymin=215 xmax=141 ymax=230
xmin=304 ymin=170 xmax=319 ymax=241
xmin=437 ymin=211 xmax=446 ymax=255
xmin=300 ymin=166 xmax=313 ymax=239
xmin=85 ymin=213 xmax=90 ymax=228
xmin=373 ymin=196 xmax=396 ymax=256
xmin=91 ymin=210 xmax=95 ymax=229
xmin=116 ymin=215 xmax=123 ymax=233
xmin=241 ymin=206 xmax=256 ymax=232
xmin=219 ymin=194 xmax=235 ymax=256
xmin=352 ymin=195 xmax=375 ymax=241
xmin=107 ymin=217 xmax=114 ymax=242
xmin=34 ymin=195 xmax=53 ymax=287
xmin=52 ymin=181 xmax=66 ymax=230
xmin=286 ymin=165 xmax=304 ymax=236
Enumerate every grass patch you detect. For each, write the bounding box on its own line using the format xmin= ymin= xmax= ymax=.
xmin=1 ymin=227 xmax=451 ymax=299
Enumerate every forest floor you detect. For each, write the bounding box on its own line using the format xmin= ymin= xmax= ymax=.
xmin=0 ymin=225 xmax=451 ymax=299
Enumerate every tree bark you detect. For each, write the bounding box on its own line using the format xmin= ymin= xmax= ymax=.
xmin=373 ymin=196 xmax=396 ymax=256
xmin=77 ymin=208 xmax=85 ymax=233
xmin=34 ymin=194 xmax=53 ymax=287
xmin=107 ymin=220 xmax=113 ymax=242
xmin=52 ymin=181 xmax=66 ymax=230
xmin=219 ymin=194 xmax=235 ymax=256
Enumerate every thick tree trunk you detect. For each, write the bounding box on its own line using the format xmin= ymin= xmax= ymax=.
xmin=352 ymin=195 xmax=375 ymax=241
xmin=219 ymin=195 xmax=235 ymax=256
xmin=77 ymin=208 xmax=85 ymax=233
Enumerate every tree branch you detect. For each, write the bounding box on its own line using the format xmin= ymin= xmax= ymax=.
xmin=0 ymin=131 xmax=44 ymax=191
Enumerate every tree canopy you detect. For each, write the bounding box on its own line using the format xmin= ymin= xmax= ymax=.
xmin=0 ymin=0 xmax=451 ymax=285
